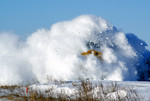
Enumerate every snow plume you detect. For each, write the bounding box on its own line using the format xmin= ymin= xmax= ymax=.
xmin=0 ymin=15 xmax=150 ymax=85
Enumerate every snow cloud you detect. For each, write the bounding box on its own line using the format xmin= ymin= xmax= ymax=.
xmin=0 ymin=15 xmax=150 ymax=85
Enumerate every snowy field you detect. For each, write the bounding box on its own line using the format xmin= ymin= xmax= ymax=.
xmin=29 ymin=80 xmax=150 ymax=100
xmin=0 ymin=80 xmax=150 ymax=100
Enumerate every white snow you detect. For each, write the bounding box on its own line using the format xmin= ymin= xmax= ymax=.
xmin=26 ymin=81 xmax=150 ymax=101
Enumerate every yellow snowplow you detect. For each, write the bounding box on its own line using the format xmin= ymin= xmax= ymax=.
xmin=81 ymin=50 xmax=102 ymax=59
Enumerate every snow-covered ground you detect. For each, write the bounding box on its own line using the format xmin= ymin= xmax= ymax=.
xmin=26 ymin=80 xmax=150 ymax=101
xmin=1 ymin=80 xmax=150 ymax=100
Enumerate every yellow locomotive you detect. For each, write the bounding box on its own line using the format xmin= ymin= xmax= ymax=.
xmin=81 ymin=50 xmax=102 ymax=59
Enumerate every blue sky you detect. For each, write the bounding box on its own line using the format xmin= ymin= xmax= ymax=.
xmin=0 ymin=0 xmax=150 ymax=49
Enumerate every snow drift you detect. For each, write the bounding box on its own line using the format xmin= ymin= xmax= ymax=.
xmin=0 ymin=15 xmax=150 ymax=85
